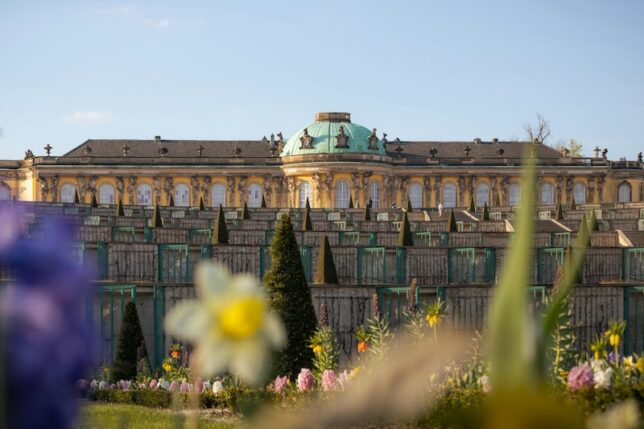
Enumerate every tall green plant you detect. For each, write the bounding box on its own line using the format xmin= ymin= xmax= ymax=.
xmin=111 ymin=301 xmax=146 ymax=382
xmin=212 ymin=205 xmax=229 ymax=244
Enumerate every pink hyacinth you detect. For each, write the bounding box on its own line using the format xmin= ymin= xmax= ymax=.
xmin=180 ymin=382 xmax=191 ymax=393
xmin=149 ymin=379 xmax=157 ymax=389
xmin=321 ymin=370 xmax=338 ymax=391
xmin=194 ymin=377 xmax=204 ymax=393
xmin=337 ymin=370 xmax=351 ymax=390
xmin=297 ymin=369 xmax=314 ymax=392
xmin=568 ymin=364 xmax=594 ymax=390
xmin=273 ymin=375 xmax=289 ymax=394
xmin=168 ymin=381 xmax=180 ymax=392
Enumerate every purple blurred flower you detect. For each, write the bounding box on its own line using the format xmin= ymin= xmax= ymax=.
xmin=297 ymin=368 xmax=314 ymax=392
xmin=321 ymin=369 xmax=338 ymax=391
xmin=180 ymin=382 xmax=191 ymax=393
xmin=568 ymin=364 xmax=594 ymax=390
xmin=149 ymin=379 xmax=158 ymax=389
xmin=273 ymin=375 xmax=289 ymax=394
xmin=169 ymin=381 xmax=180 ymax=392
xmin=0 ymin=208 xmax=95 ymax=429
xmin=608 ymin=351 xmax=619 ymax=365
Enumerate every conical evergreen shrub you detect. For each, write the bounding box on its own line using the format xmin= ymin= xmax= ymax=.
xmin=468 ymin=195 xmax=476 ymax=212
xmin=212 ymin=204 xmax=229 ymax=244
xmin=91 ymin=193 xmax=98 ymax=208
xmin=264 ymin=214 xmax=317 ymax=378
xmin=261 ymin=194 xmax=267 ymax=208
xmin=314 ymin=235 xmax=338 ymax=285
xmin=570 ymin=196 xmax=577 ymax=210
xmin=111 ymin=301 xmax=146 ymax=382
xmin=406 ymin=197 xmax=413 ymax=212
xmin=74 ymin=189 xmax=80 ymax=204
xmin=305 ymin=198 xmax=311 ymax=210
xmin=168 ymin=194 xmax=175 ymax=207
xmin=349 ymin=195 xmax=354 ymax=209
xmin=447 ymin=209 xmax=457 ymax=232
xmin=397 ymin=211 xmax=414 ymax=246
xmin=555 ymin=203 xmax=564 ymax=221
xmin=363 ymin=205 xmax=371 ymax=221
xmin=199 ymin=196 xmax=205 ymax=211
xmin=588 ymin=209 xmax=599 ymax=231
xmin=482 ymin=202 xmax=490 ymax=221
xmin=241 ymin=202 xmax=250 ymax=220
xmin=302 ymin=203 xmax=313 ymax=231
xmin=151 ymin=204 xmax=162 ymax=228
xmin=116 ymin=198 xmax=124 ymax=217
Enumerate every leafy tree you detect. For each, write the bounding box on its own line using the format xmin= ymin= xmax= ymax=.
xmin=554 ymin=139 xmax=584 ymax=158
xmin=264 ymin=214 xmax=317 ymax=378
xmin=212 ymin=204 xmax=229 ymax=244
xmin=313 ymin=235 xmax=338 ymax=285
xmin=111 ymin=301 xmax=146 ymax=382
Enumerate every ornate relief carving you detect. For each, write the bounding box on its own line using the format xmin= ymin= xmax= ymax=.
xmin=587 ymin=177 xmax=595 ymax=204
xmin=565 ymin=176 xmax=573 ymax=204
xmin=76 ymin=176 xmax=88 ymax=201
xmin=489 ymin=176 xmax=498 ymax=206
xmin=299 ymin=128 xmax=314 ymax=149
xmin=312 ymin=173 xmax=323 ymax=205
xmin=458 ymin=176 xmax=466 ymax=206
xmin=226 ymin=177 xmax=235 ymax=206
xmin=597 ymin=175 xmax=605 ymax=203
xmin=433 ymin=176 xmax=442 ymax=206
xmin=384 ymin=175 xmax=395 ymax=206
xmin=286 ymin=177 xmax=296 ymax=208
xmin=334 ymin=126 xmax=349 ymax=148
xmin=368 ymin=129 xmax=379 ymax=150
xmin=127 ymin=176 xmax=137 ymax=204
xmin=324 ymin=173 xmax=334 ymax=204
xmin=152 ymin=176 xmax=162 ymax=205
xmin=50 ymin=176 xmax=59 ymax=202
xmin=190 ymin=175 xmax=200 ymax=204
xmin=263 ymin=174 xmax=272 ymax=204
xmin=237 ymin=176 xmax=247 ymax=204
xmin=200 ymin=176 xmax=211 ymax=206
xmin=38 ymin=176 xmax=50 ymax=201
xmin=164 ymin=176 xmax=175 ymax=202
xmin=423 ymin=176 xmax=432 ymax=207
xmin=88 ymin=176 xmax=98 ymax=200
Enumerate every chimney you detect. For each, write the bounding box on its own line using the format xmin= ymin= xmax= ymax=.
xmin=154 ymin=135 xmax=161 ymax=142
xmin=492 ymin=138 xmax=499 ymax=144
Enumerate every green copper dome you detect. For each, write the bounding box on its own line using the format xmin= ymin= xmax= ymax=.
xmin=281 ymin=112 xmax=386 ymax=157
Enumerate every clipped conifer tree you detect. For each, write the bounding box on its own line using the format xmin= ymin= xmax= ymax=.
xmin=348 ymin=195 xmax=354 ymax=209
xmin=199 ymin=196 xmax=205 ymax=211
xmin=168 ymin=193 xmax=175 ymax=207
xmin=555 ymin=203 xmax=564 ymax=221
xmin=241 ymin=201 xmax=250 ymax=220
xmin=151 ymin=204 xmax=162 ymax=228
xmin=116 ymin=198 xmax=125 ymax=217
xmin=397 ymin=211 xmax=414 ymax=246
xmin=212 ymin=204 xmax=229 ymax=244
xmin=305 ymin=198 xmax=311 ymax=210
xmin=111 ymin=301 xmax=146 ymax=382
xmin=570 ymin=196 xmax=577 ymax=210
xmin=264 ymin=214 xmax=317 ymax=378
xmin=406 ymin=197 xmax=413 ymax=212
xmin=91 ymin=193 xmax=98 ymax=208
xmin=482 ymin=202 xmax=490 ymax=221
xmin=588 ymin=209 xmax=599 ymax=231
xmin=302 ymin=203 xmax=313 ymax=231
xmin=74 ymin=189 xmax=80 ymax=204
xmin=468 ymin=195 xmax=476 ymax=212
xmin=261 ymin=193 xmax=267 ymax=208
xmin=363 ymin=204 xmax=371 ymax=221
xmin=447 ymin=209 xmax=457 ymax=232
xmin=314 ymin=235 xmax=338 ymax=285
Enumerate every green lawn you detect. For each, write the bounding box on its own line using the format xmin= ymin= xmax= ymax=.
xmin=74 ymin=403 xmax=238 ymax=429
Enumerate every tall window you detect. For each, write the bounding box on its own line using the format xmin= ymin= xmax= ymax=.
xmin=540 ymin=183 xmax=554 ymax=205
xmin=98 ymin=183 xmax=115 ymax=205
xmin=573 ymin=183 xmax=586 ymax=205
xmin=0 ymin=184 xmax=11 ymax=201
xmin=409 ymin=183 xmax=423 ymax=209
xmin=335 ymin=180 xmax=350 ymax=208
xmin=299 ymin=182 xmax=312 ymax=208
xmin=443 ymin=183 xmax=457 ymax=208
xmin=247 ymin=183 xmax=262 ymax=208
xmin=618 ymin=182 xmax=632 ymax=203
xmin=211 ymin=184 xmax=226 ymax=207
xmin=137 ymin=184 xmax=152 ymax=205
xmin=370 ymin=181 xmax=380 ymax=208
xmin=174 ymin=184 xmax=190 ymax=207
xmin=60 ymin=183 xmax=76 ymax=203
xmin=509 ymin=183 xmax=521 ymax=206
xmin=476 ymin=183 xmax=490 ymax=207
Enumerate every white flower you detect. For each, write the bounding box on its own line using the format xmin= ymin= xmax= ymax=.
xmin=98 ymin=381 xmax=106 ymax=390
xmin=213 ymin=380 xmax=224 ymax=395
xmin=202 ymin=380 xmax=212 ymax=393
xmin=593 ymin=367 xmax=613 ymax=389
xmin=587 ymin=399 xmax=639 ymax=429
xmin=164 ymin=262 xmax=286 ymax=386
xmin=477 ymin=375 xmax=491 ymax=393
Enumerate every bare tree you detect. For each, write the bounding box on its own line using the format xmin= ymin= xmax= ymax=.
xmin=553 ymin=138 xmax=584 ymax=157
xmin=524 ymin=114 xmax=551 ymax=144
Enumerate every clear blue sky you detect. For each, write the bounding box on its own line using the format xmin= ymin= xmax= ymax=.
xmin=1 ymin=1 xmax=643 ymax=160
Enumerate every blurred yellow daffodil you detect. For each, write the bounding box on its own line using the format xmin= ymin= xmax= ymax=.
xmin=164 ymin=262 xmax=286 ymax=385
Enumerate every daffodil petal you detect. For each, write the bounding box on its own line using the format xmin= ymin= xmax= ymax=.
xmin=231 ymin=274 xmax=262 ymax=294
xmin=195 ymin=262 xmax=231 ymax=298
xmin=164 ymin=301 xmax=209 ymax=342
xmin=263 ymin=312 xmax=286 ymax=349
xmin=194 ymin=340 xmax=231 ymax=378
xmin=230 ymin=340 xmax=269 ymax=386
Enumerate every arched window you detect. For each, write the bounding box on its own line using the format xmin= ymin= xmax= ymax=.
xmin=618 ymin=182 xmax=632 ymax=203
xmin=0 ymin=184 xmax=11 ymax=201
xmin=335 ymin=180 xmax=350 ymax=208
xmin=573 ymin=183 xmax=586 ymax=205
xmin=476 ymin=183 xmax=489 ymax=207
xmin=509 ymin=183 xmax=521 ymax=206
xmin=540 ymin=183 xmax=554 ymax=205
xmin=60 ymin=183 xmax=76 ymax=203
xmin=370 ymin=182 xmax=380 ymax=208
xmin=174 ymin=183 xmax=190 ymax=207
xmin=247 ymin=183 xmax=262 ymax=208
xmin=211 ymin=184 xmax=226 ymax=208
xmin=98 ymin=183 xmax=115 ymax=205
xmin=299 ymin=182 xmax=312 ymax=208
xmin=409 ymin=183 xmax=423 ymax=209
xmin=443 ymin=183 xmax=457 ymax=208
xmin=137 ymin=184 xmax=152 ymax=206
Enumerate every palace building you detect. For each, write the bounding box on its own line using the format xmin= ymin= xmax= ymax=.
xmin=0 ymin=111 xmax=642 ymax=208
